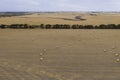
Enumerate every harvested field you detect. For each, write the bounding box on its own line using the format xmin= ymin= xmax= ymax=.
xmin=0 ymin=13 xmax=120 ymax=25
xmin=0 ymin=29 xmax=120 ymax=80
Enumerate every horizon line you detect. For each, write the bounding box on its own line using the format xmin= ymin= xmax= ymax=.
xmin=0 ymin=11 xmax=120 ymax=13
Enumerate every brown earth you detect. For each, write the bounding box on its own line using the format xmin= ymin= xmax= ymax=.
xmin=0 ymin=29 xmax=120 ymax=80
xmin=0 ymin=13 xmax=120 ymax=25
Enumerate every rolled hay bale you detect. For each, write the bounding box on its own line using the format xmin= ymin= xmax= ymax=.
xmin=116 ymin=58 xmax=120 ymax=62
xmin=103 ymin=49 xmax=107 ymax=52
xmin=43 ymin=49 xmax=47 ymax=52
xmin=112 ymin=46 xmax=116 ymax=49
xmin=40 ymin=57 xmax=44 ymax=60
xmin=40 ymin=53 xmax=43 ymax=56
xmin=115 ymin=53 xmax=119 ymax=57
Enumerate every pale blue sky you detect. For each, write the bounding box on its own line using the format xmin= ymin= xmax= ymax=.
xmin=0 ymin=0 xmax=120 ymax=12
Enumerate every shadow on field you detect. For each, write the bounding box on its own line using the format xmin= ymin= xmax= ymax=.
xmin=47 ymin=16 xmax=86 ymax=21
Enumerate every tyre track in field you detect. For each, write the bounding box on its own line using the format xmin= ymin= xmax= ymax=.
xmin=0 ymin=65 xmax=42 ymax=80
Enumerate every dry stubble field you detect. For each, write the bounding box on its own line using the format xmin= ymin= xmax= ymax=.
xmin=0 ymin=29 xmax=120 ymax=80
xmin=0 ymin=13 xmax=120 ymax=25
xmin=0 ymin=13 xmax=120 ymax=80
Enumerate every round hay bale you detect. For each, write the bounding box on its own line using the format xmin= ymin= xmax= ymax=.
xmin=40 ymin=57 xmax=43 ymax=60
xmin=103 ymin=49 xmax=107 ymax=52
xmin=43 ymin=49 xmax=46 ymax=52
xmin=115 ymin=53 xmax=119 ymax=56
xmin=112 ymin=46 xmax=115 ymax=49
xmin=116 ymin=58 xmax=120 ymax=62
xmin=40 ymin=53 xmax=43 ymax=56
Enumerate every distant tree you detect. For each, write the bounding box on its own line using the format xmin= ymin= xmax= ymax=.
xmin=72 ymin=25 xmax=79 ymax=29
xmin=95 ymin=25 xmax=99 ymax=29
xmin=53 ymin=24 xmax=59 ymax=29
xmin=29 ymin=25 xmax=35 ymax=29
xmin=40 ymin=24 xmax=44 ymax=29
xmin=84 ymin=25 xmax=94 ymax=29
xmin=63 ymin=24 xmax=70 ymax=29
xmin=107 ymin=24 xmax=116 ymax=29
xmin=23 ymin=24 xmax=29 ymax=29
xmin=99 ymin=24 xmax=107 ymax=29
xmin=78 ymin=25 xmax=84 ymax=29
xmin=116 ymin=24 xmax=120 ymax=29
xmin=0 ymin=24 xmax=6 ymax=29
xmin=45 ymin=24 xmax=52 ymax=29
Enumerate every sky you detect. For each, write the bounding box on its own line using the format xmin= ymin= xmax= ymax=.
xmin=0 ymin=0 xmax=120 ymax=12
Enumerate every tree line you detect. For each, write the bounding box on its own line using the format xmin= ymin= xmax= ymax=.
xmin=0 ymin=24 xmax=120 ymax=29
xmin=0 ymin=12 xmax=29 ymax=18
